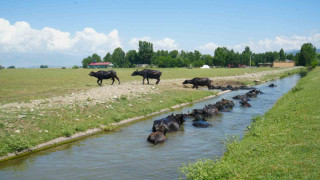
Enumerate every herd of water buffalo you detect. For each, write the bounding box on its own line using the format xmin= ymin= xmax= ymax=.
xmin=88 ymin=69 xmax=277 ymax=144
xmin=147 ymin=88 xmax=268 ymax=144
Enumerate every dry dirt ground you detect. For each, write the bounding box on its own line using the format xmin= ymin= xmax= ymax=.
xmin=0 ymin=67 xmax=299 ymax=111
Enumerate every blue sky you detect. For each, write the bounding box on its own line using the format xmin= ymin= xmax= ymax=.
xmin=0 ymin=0 xmax=319 ymax=67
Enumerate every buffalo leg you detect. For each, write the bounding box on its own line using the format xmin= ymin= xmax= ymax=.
xmin=97 ymin=79 xmax=101 ymax=86
xmin=111 ymin=78 xmax=115 ymax=85
xmin=147 ymin=78 xmax=150 ymax=84
xmin=114 ymin=75 xmax=121 ymax=84
xmin=192 ymin=85 xmax=195 ymax=89
xmin=156 ymin=78 xmax=160 ymax=85
xmin=142 ymin=77 xmax=145 ymax=84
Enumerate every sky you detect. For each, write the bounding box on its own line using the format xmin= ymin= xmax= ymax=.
xmin=0 ymin=0 xmax=320 ymax=67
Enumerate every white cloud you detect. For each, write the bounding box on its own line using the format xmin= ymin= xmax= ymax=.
xmin=198 ymin=34 xmax=320 ymax=54
xmin=0 ymin=18 xmax=121 ymax=55
xmin=197 ymin=42 xmax=219 ymax=54
xmin=129 ymin=37 xmax=178 ymax=51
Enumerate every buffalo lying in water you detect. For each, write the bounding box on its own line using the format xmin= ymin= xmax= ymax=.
xmin=269 ymin=83 xmax=277 ymax=87
xmin=189 ymin=104 xmax=218 ymax=117
xmin=183 ymin=78 xmax=212 ymax=89
xmin=245 ymin=89 xmax=262 ymax=98
xmin=152 ymin=114 xmax=185 ymax=132
xmin=147 ymin=125 xmax=167 ymax=144
xmin=214 ymin=98 xmax=235 ymax=112
xmin=240 ymin=98 xmax=251 ymax=107
xmin=192 ymin=115 xmax=212 ymax=128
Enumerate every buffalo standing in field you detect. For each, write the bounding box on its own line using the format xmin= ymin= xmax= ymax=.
xmin=131 ymin=69 xmax=162 ymax=85
xmin=152 ymin=114 xmax=185 ymax=132
xmin=89 ymin=70 xmax=120 ymax=86
xmin=183 ymin=78 xmax=213 ymax=89
xmin=147 ymin=124 xmax=167 ymax=144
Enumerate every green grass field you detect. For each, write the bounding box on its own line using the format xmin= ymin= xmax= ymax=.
xmin=0 ymin=67 xmax=275 ymax=104
xmin=181 ymin=67 xmax=320 ymax=179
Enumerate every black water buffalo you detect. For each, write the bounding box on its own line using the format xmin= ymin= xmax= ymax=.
xmin=147 ymin=124 xmax=167 ymax=144
xmin=240 ymin=98 xmax=251 ymax=107
xmin=269 ymin=83 xmax=277 ymax=87
xmin=214 ymin=98 xmax=235 ymax=111
xmin=192 ymin=115 xmax=212 ymax=128
xmin=183 ymin=78 xmax=212 ymax=89
xmin=89 ymin=70 xmax=120 ymax=86
xmin=245 ymin=89 xmax=262 ymax=98
xmin=189 ymin=104 xmax=218 ymax=117
xmin=152 ymin=114 xmax=185 ymax=132
xmin=131 ymin=69 xmax=162 ymax=85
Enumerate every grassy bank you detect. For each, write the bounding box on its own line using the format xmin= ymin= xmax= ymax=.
xmin=0 ymin=88 xmax=216 ymax=157
xmin=1 ymin=67 xmax=276 ymax=104
xmin=181 ymin=67 xmax=320 ymax=179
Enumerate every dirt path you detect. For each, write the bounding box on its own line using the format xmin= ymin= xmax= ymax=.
xmin=0 ymin=67 xmax=299 ymax=110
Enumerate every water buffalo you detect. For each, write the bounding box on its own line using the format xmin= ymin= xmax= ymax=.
xmin=147 ymin=124 xmax=167 ymax=144
xmin=269 ymin=83 xmax=277 ymax=87
xmin=89 ymin=70 xmax=120 ymax=86
xmin=131 ymin=69 xmax=162 ymax=85
xmin=189 ymin=104 xmax=218 ymax=117
xmin=183 ymin=78 xmax=212 ymax=89
xmin=240 ymin=98 xmax=251 ymax=107
xmin=192 ymin=115 xmax=212 ymax=128
xmin=246 ymin=89 xmax=262 ymax=98
xmin=152 ymin=114 xmax=185 ymax=132
xmin=214 ymin=98 xmax=235 ymax=111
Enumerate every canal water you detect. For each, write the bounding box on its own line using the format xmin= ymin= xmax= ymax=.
xmin=0 ymin=75 xmax=300 ymax=180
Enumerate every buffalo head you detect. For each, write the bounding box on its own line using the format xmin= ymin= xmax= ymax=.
xmin=182 ymin=80 xmax=191 ymax=84
xmin=89 ymin=71 xmax=96 ymax=76
xmin=131 ymin=70 xmax=139 ymax=76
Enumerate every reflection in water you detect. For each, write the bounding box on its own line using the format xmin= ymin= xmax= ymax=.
xmin=0 ymin=75 xmax=300 ymax=180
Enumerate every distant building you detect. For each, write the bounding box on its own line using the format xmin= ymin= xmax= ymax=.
xmin=258 ymin=63 xmax=273 ymax=67
xmin=135 ymin=64 xmax=152 ymax=68
xmin=273 ymin=60 xmax=295 ymax=68
xmin=88 ymin=62 xmax=114 ymax=68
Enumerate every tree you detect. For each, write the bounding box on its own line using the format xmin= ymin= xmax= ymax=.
xmin=91 ymin=53 xmax=102 ymax=62
xmin=0 ymin=65 xmax=4 ymax=69
xmin=279 ymin=48 xmax=286 ymax=61
xmin=40 ymin=65 xmax=48 ymax=68
xmin=169 ymin=50 xmax=179 ymax=58
xmin=287 ymin=53 xmax=294 ymax=60
xmin=125 ymin=50 xmax=138 ymax=67
xmin=241 ymin=46 xmax=252 ymax=65
xmin=299 ymin=43 xmax=316 ymax=66
xmin=103 ymin=52 xmax=112 ymax=62
xmin=138 ymin=41 xmax=153 ymax=64
xmin=213 ymin=47 xmax=229 ymax=66
xmin=82 ymin=56 xmax=94 ymax=68
xmin=7 ymin=66 xmax=15 ymax=69
xmin=112 ymin=47 xmax=127 ymax=67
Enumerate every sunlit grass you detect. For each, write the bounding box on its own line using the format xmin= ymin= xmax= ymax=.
xmin=1 ymin=67 xmax=276 ymax=104
xmin=181 ymin=67 xmax=320 ymax=179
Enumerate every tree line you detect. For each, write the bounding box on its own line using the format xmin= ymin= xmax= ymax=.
xmin=82 ymin=41 xmax=319 ymax=68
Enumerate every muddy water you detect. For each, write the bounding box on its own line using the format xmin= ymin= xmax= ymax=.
xmin=0 ymin=75 xmax=300 ymax=180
